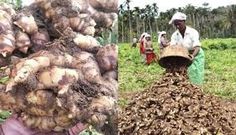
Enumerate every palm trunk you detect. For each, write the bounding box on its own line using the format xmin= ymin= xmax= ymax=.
xmin=149 ymin=18 xmax=152 ymax=36
xmin=155 ymin=18 xmax=158 ymax=38
xmin=121 ymin=16 xmax=124 ymax=43
xmin=143 ymin=19 xmax=145 ymax=32
xmin=129 ymin=11 xmax=132 ymax=43
xmin=136 ymin=15 xmax=139 ymax=38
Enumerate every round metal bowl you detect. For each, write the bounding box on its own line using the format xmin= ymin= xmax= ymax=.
xmin=158 ymin=45 xmax=192 ymax=68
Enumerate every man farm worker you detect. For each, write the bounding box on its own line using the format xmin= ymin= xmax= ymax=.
xmin=169 ymin=12 xmax=205 ymax=85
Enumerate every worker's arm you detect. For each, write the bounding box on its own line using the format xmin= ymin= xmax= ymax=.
xmin=161 ymin=38 xmax=170 ymax=47
xmin=0 ymin=115 xmax=87 ymax=135
xmin=189 ymin=30 xmax=201 ymax=59
xmin=68 ymin=123 xmax=88 ymax=135
xmin=162 ymin=43 xmax=169 ymax=47
xmin=170 ymin=32 xmax=177 ymax=45
xmin=143 ymin=40 xmax=147 ymax=49
xmin=191 ymin=46 xmax=200 ymax=57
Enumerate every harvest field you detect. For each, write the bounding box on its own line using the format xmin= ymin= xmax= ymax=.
xmin=119 ymin=38 xmax=236 ymax=105
xmin=118 ymin=1 xmax=236 ymax=134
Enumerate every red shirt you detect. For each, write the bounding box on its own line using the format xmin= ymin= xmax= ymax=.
xmin=140 ymin=41 xmax=145 ymax=54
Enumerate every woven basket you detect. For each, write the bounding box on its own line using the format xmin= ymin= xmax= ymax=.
xmin=158 ymin=45 xmax=192 ymax=68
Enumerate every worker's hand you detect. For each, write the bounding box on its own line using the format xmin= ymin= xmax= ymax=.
xmin=188 ymin=54 xmax=194 ymax=61
xmin=68 ymin=122 xmax=88 ymax=135
xmin=0 ymin=115 xmax=35 ymax=135
xmin=1 ymin=115 xmax=87 ymax=135
xmin=0 ymin=115 xmax=67 ymax=135
xmin=164 ymin=42 xmax=170 ymax=47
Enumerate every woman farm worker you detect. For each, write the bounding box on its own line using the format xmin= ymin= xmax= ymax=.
xmin=143 ymin=33 xmax=157 ymax=65
xmin=158 ymin=31 xmax=169 ymax=50
xmin=139 ymin=32 xmax=148 ymax=63
xmin=169 ymin=12 xmax=205 ymax=85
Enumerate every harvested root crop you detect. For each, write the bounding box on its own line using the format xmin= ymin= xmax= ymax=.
xmin=119 ymin=67 xmax=236 ymax=135
xmin=0 ymin=1 xmax=118 ymax=134
xmin=13 ymin=12 xmax=38 ymax=35
xmin=73 ymin=33 xmax=100 ymax=53
xmin=0 ymin=6 xmax=15 ymax=57
xmin=15 ymin=31 xmax=31 ymax=54
xmin=1 ymin=43 xmax=118 ymax=133
xmin=89 ymin=0 xmax=118 ymax=13
xmin=96 ymin=44 xmax=118 ymax=73
xmin=30 ymin=28 xmax=50 ymax=52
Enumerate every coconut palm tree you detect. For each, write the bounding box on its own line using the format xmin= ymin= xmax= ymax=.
xmin=124 ymin=0 xmax=133 ymax=42
xmin=152 ymin=3 xmax=159 ymax=39
xmin=119 ymin=4 xmax=125 ymax=42
xmin=184 ymin=4 xmax=196 ymax=27
xmin=145 ymin=5 xmax=153 ymax=35
xmin=133 ymin=6 xmax=141 ymax=37
xmin=223 ymin=5 xmax=236 ymax=36
xmin=139 ymin=8 xmax=146 ymax=32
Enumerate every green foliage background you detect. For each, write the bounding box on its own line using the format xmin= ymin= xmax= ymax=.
xmin=119 ymin=1 xmax=236 ymax=43
xmin=0 ymin=0 xmax=22 ymax=9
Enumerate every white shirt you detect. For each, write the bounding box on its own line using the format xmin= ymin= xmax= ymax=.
xmin=170 ymin=26 xmax=201 ymax=50
xmin=133 ymin=38 xmax=137 ymax=43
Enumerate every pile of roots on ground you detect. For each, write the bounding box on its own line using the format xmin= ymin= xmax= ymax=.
xmin=119 ymin=66 xmax=236 ymax=135
xmin=0 ymin=0 xmax=118 ymax=134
